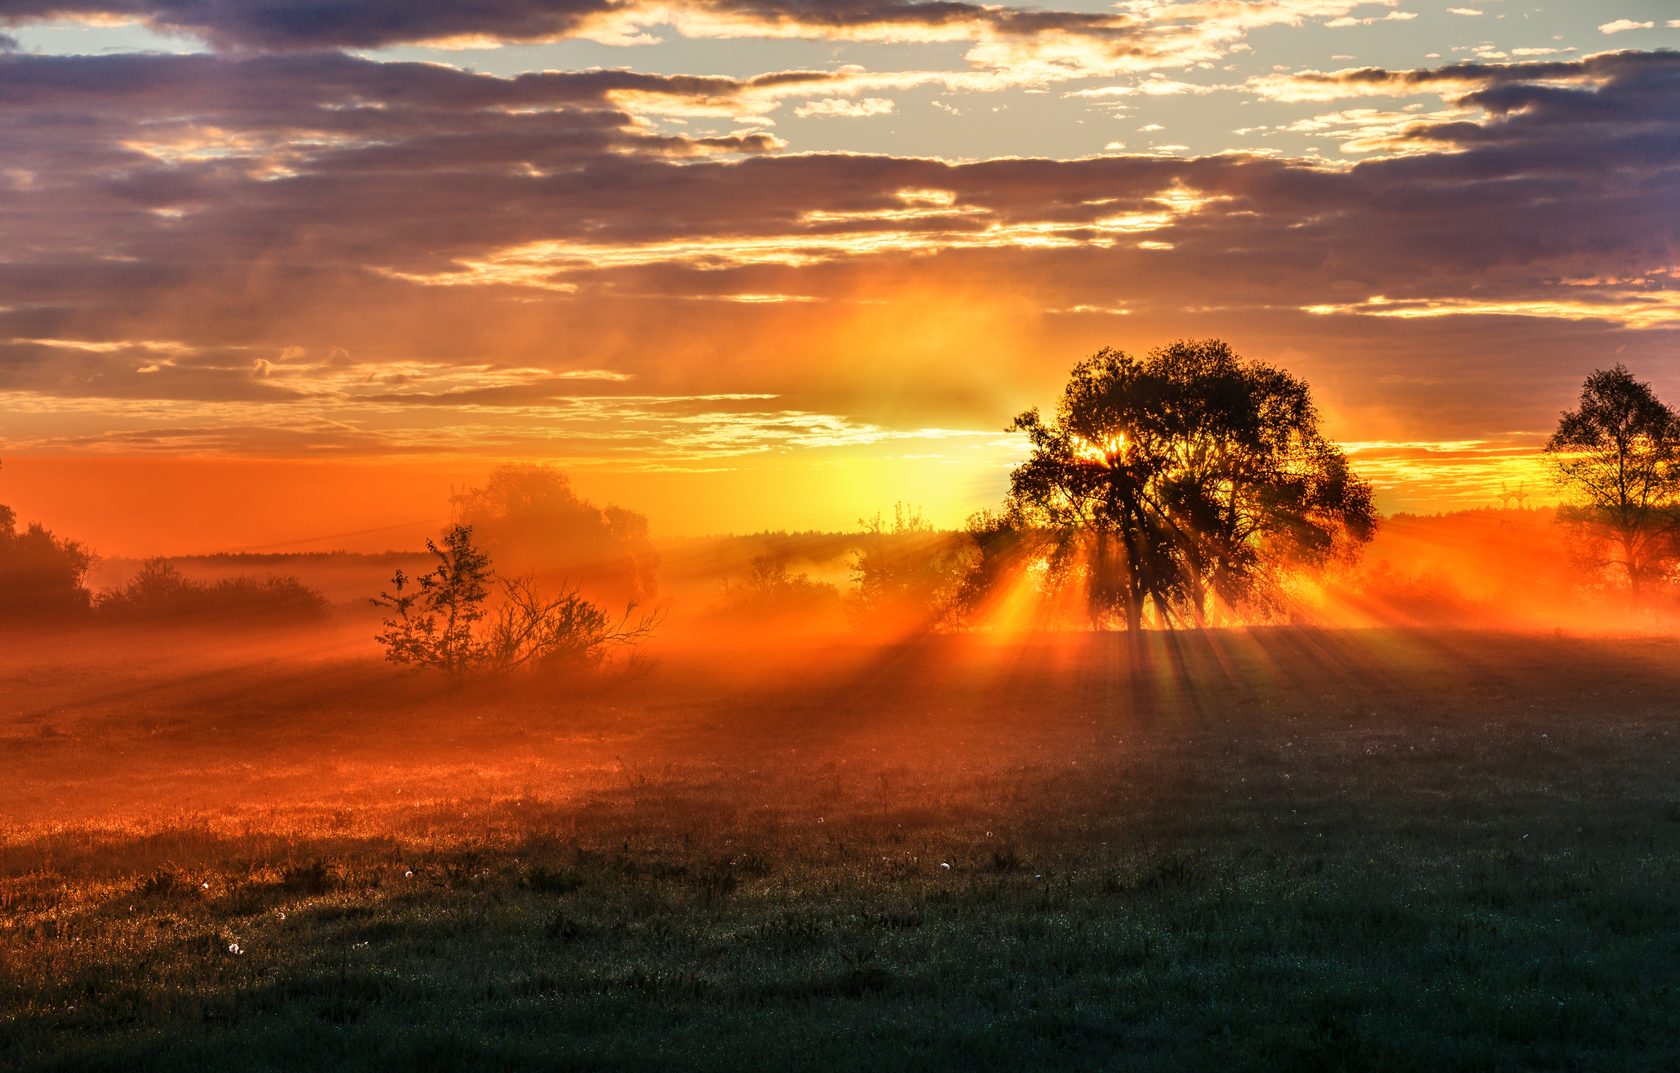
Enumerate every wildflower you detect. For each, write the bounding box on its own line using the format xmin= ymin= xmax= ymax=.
xmin=227 ymin=942 xmax=242 ymax=955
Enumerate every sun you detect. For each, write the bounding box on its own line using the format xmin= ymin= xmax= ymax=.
xmin=1071 ymin=432 xmax=1127 ymax=466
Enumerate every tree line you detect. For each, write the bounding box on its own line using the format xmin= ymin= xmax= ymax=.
xmin=0 ymin=503 xmax=328 ymax=624
xmin=717 ymin=341 xmax=1680 ymax=631
xmin=3 ymin=339 xmax=1672 ymax=652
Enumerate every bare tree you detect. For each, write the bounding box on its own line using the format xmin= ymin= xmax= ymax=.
xmin=485 ymin=575 xmax=662 ymax=675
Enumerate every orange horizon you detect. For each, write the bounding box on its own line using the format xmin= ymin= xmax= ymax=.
xmin=0 ymin=447 xmax=1559 ymax=559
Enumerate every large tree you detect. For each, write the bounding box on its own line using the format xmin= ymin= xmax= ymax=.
xmin=453 ymin=464 xmax=658 ymax=603
xmin=1006 ymin=340 xmax=1375 ymax=629
xmin=0 ymin=503 xmax=94 ymax=619
xmin=1544 ymin=364 xmax=1680 ymax=602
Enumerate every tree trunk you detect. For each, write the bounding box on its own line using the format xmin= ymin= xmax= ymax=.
xmin=1624 ymin=532 xmax=1643 ymax=609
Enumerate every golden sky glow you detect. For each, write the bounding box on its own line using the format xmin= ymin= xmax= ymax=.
xmin=0 ymin=2 xmax=1677 ymax=552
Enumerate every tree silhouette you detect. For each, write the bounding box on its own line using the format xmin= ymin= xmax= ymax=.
xmin=96 ymin=559 xmax=327 ymax=623
xmin=373 ymin=524 xmax=495 ymax=678
xmin=0 ymin=503 xmax=94 ymax=619
xmin=849 ymin=503 xmax=967 ymax=625
xmin=713 ymin=554 xmax=842 ymax=622
xmin=1544 ymin=364 xmax=1680 ymax=603
xmin=374 ymin=523 xmax=660 ymax=680
xmin=484 ymin=575 xmax=662 ymax=675
xmin=1006 ymin=340 xmax=1375 ymax=628
xmin=453 ymin=464 xmax=658 ymax=604
xmin=953 ymin=507 xmax=1034 ymax=623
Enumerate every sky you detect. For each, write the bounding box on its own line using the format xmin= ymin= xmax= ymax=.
xmin=0 ymin=1 xmax=1677 ymax=553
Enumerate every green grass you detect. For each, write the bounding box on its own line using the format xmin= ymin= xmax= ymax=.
xmin=1 ymin=629 xmax=1678 ymax=1070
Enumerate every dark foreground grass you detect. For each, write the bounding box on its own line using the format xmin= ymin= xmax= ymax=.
xmin=1 ymin=629 xmax=1678 ymax=1071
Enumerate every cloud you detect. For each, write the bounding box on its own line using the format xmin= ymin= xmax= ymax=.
xmin=0 ymin=338 xmax=306 ymax=402
xmin=793 ymin=96 xmax=896 ymax=118
xmin=1599 ymin=19 xmax=1654 ymax=35
xmin=1324 ymin=10 xmax=1418 ymax=28
xmin=1245 ymin=49 xmax=1673 ymax=103
xmin=1276 ymin=105 xmax=1474 ymax=155
xmin=1067 ymin=75 xmax=1234 ymax=98
xmin=0 ymin=44 xmax=1676 ymax=479
xmin=0 ymin=0 xmax=1126 ymax=52
xmin=1304 ymin=293 xmax=1680 ymax=330
xmin=1 ymin=0 xmax=1416 ymax=82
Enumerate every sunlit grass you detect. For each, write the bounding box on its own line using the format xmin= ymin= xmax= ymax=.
xmin=2 ymin=629 xmax=1678 ymax=1070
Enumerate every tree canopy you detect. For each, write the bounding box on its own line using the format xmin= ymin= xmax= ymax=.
xmin=454 ymin=464 xmax=658 ymax=604
xmin=1544 ymin=364 xmax=1680 ymax=601
xmin=1005 ymin=340 xmax=1375 ymax=628
xmin=0 ymin=503 xmax=94 ymax=619
xmin=849 ymin=503 xmax=968 ymax=625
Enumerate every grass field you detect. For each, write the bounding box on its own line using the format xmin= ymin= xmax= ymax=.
xmin=2 ymin=626 xmax=1678 ymax=1071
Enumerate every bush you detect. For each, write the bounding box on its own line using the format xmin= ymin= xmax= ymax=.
xmin=97 ymin=559 xmax=329 ymax=624
xmin=374 ymin=524 xmax=659 ymax=680
xmin=711 ymin=555 xmax=843 ymax=623
xmin=849 ymin=504 xmax=970 ymax=627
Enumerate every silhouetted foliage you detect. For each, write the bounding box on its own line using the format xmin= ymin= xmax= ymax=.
xmin=487 ymin=575 xmax=662 ymax=675
xmin=96 ymin=559 xmax=328 ymax=623
xmin=0 ymin=503 xmax=94 ymax=619
xmin=950 ymin=507 xmax=1037 ymax=624
xmin=373 ymin=525 xmax=495 ymax=677
xmin=454 ymin=464 xmax=658 ymax=604
xmin=712 ymin=554 xmax=843 ymax=622
xmin=1544 ymin=364 xmax=1680 ymax=603
xmin=1003 ymin=340 xmax=1376 ymax=628
xmin=849 ymin=503 xmax=969 ymax=625
xmin=374 ymin=523 xmax=659 ymax=680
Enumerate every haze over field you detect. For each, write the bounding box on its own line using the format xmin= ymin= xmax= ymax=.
xmin=0 ymin=1 xmax=1676 ymax=551
xmin=4 ymin=4 xmax=1680 ymax=1070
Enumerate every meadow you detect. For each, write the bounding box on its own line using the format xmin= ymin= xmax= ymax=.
xmin=2 ymin=623 xmax=1678 ymax=1071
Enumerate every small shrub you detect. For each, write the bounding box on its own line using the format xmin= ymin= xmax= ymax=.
xmin=542 ymin=911 xmax=587 ymax=942
xmin=374 ymin=524 xmax=661 ymax=680
xmin=989 ymin=847 xmax=1024 ymax=873
xmin=693 ymin=862 xmax=739 ymax=905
